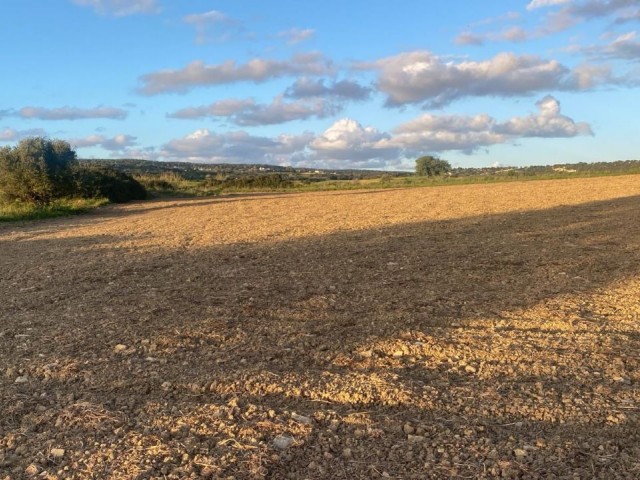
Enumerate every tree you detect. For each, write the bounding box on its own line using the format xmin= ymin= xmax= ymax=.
xmin=0 ymin=137 xmax=76 ymax=204
xmin=415 ymin=156 xmax=452 ymax=177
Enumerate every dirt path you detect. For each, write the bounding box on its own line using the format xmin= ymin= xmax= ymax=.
xmin=1 ymin=176 xmax=640 ymax=479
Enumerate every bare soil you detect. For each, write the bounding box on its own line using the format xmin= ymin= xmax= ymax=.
xmin=1 ymin=176 xmax=640 ymax=479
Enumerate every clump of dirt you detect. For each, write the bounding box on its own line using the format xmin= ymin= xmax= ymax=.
xmin=1 ymin=176 xmax=640 ymax=478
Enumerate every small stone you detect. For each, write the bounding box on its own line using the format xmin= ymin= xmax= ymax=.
xmin=161 ymin=381 xmax=172 ymax=390
xmin=113 ymin=344 xmax=127 ymax=353
xmin=465 ymin=365 xmax=477 ymax=374
xmin=291 ymin=413 xmax=313 ymax=425
xmin=14 ymin=376 xmax=28 ymax=384
xmin=51 ymin=448 xmax=65 ymax=458
xmin=272 ymin=435 xmax=295 ymax=450
xmin=403 ymin=424 xmax=415 ymax=435
xmin=25 ymin=464 xmax=39 ymax=476
xmin=407 ymin=435 xmax=426 ymax=443
xmin=514 ymin=448 xmax=527 ymax=459
xmin=342 ymin=448 xmax=352 ymax=458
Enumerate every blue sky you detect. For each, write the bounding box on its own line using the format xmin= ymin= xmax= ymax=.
xmin=1 ymin=0 xmax=638 ymax=170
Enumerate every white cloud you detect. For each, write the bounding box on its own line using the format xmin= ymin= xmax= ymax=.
xmin=138 ymin=53 xmax=334 ymax=95
xmin=308 ymin=119 xmax=400 ymax=167
xmin=0 ymin=128 xmax=47 ymax=142
xmin=71 ymin=0 xmax=159 ymax=16
xmin=161 ymin=129 xmax=313 ymax=164
xmin=391 ymin=95 xmax=592 ymax=154
xmin=18 ymin=106 xmax=128 ymax=121
xmin=455 ymin=26 xmax=530 ymax=45
xmin=183 ymin=10 xmax=240 ymax=43
xmin=580 ymin=31 xmax=640 ymax=61
xmin=527 ymin=0 xmax=571 ymax=10
xmin=542 ymin=0 xmax=640 ymax=34
xmin=362 ymin=50 xmax=620 ymax=108
xmin=158 ymin=96 xmax=591 ymax=168
xmin=495 ymin=95 xmax=593 ymax=137
xmin=69 ymin=134 xmax=137 ymax=151
xmin=277 ymin=28 xmax=316 ymax=45
xmin=285 ymin=78 xmax=372 ymax=100
xmin=169 ymin=96 xmax=340 ymax=126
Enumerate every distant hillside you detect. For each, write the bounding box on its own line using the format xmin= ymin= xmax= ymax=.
xmin=81 ymin=158 xmax=640 ymax=183
xmin=79 ymin=159 xmax=412 ymax=182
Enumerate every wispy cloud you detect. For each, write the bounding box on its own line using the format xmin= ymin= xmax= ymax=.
xmin=17 ymin=106 xmax=128 ymax=121
xmin=169 ymin=96 xmax=340 ymax=126
xmin=0 ymin=128 xmax=47 ymax=142
xmin=138 ymin=53 xmax=334 ymax=95
xmin=285 ymin=78 xmax=372 ymax=101
xmin=69 ymin=134 xmax=137 ymax=151
xmin=455 ymin=26 xmax=530 ymax=45
xmin=161 ymin=129 xmax=313 ymax=164
xmin=183 ymin=10 xmax=242 ymax=43
xmin=577 ymin=31 xmax=640 ymax=61
xmin=277 ymin=28 xmax=316 ymax=45
xmin=526 ymin=0 xmax=571 ymax=11
xmin=71 ymin=0 xmax=160 ymax=16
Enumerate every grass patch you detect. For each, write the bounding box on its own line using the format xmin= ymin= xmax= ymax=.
xmin=132 ymin=168 xmax=640 ymax=199
xmin=134 ymin=172 xmax=222 ymax=197
xmin=0 ymin=198 xmax=108 ymax=222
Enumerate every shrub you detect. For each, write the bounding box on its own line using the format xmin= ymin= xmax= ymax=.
xmin=222 ymin=173 xmax=293 ymax=190
xmin=415 ymin=156 xmax=452 ymax=177
xmin=0 ymin=138 xmax=76 ymax=204
xmin=73 ymin=165 xmax=147 ymax=203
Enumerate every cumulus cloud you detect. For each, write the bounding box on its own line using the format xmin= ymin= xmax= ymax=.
xmin=18 ymin=106 xmax=128 ymax=121
xmin=158 ymin=96 xmax=591 ymax=168
xmin=390 ymin=95 xmax=592 ymax=154
xmin=277 ymin=28 xmax=316 ymax=45
xmin=161 ymin=128 xmax=313 ymax=164
xmin=70 ymin=134 xmax=137 ymax=151
xmin=362 ymin=50 xmax=619 ymax=108
xmin=285 ymin=78 xmax=372 ymax=100
xmin=169 ymin=96 xmax=340 ymax=126
xmin=71 ymin=0 xmax=159 ymax=16
xmin=138 ymin=53 xmax=334 ymax=95
xmin=0 ymin=128 xmax=47 ymax=142
xmin=307 ymin=119 xmax=400 ymax=167
xmin=495 ymin=95 xmax=593 ymax=137
xmin=183 ymin=10 xmax=241 ymax=43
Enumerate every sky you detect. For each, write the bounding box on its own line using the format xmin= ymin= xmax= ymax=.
xmin=1 ymin=0 xmax=639 ymax=170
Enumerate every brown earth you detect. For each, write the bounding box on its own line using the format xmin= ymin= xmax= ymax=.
xmin=1 ymin=176 xmax=640 ymax=479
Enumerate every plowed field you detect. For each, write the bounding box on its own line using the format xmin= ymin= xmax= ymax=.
xmin=2 ymin=176 xmax=640 ymax=479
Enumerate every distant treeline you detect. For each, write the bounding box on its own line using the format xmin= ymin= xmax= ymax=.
xmin=452 ymin=160 xmax=640 ymax=177
xmin=86 ymin=158 xmax=640 ymax=183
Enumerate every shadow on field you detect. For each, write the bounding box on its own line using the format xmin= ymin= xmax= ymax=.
xmin=1 ymin=194 xmax=639 ymax=478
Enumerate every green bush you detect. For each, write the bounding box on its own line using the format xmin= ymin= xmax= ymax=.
xmin=73 ymin=165 xmax=147 ymax=203
xmin=0 ymin=138 xmax=76 ymax=204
